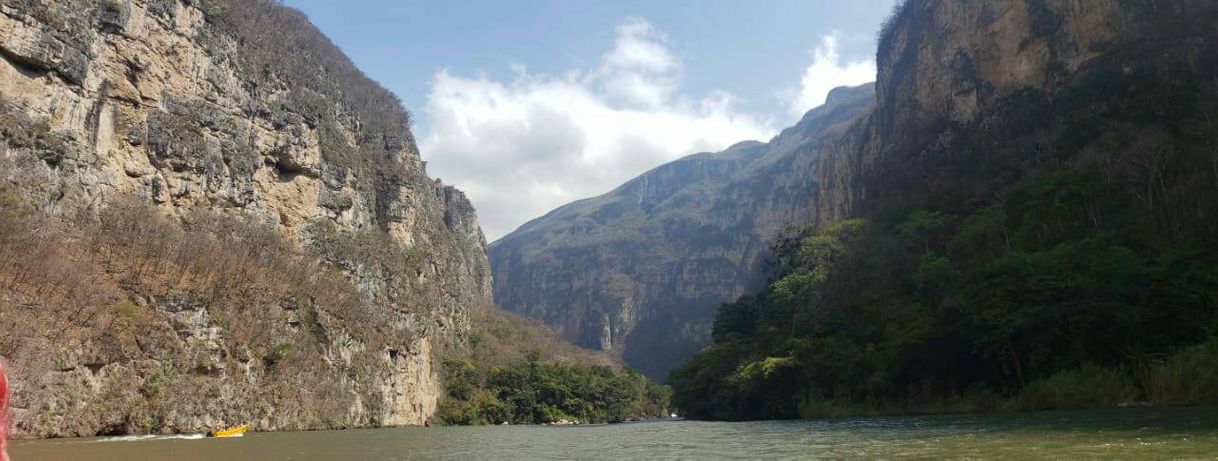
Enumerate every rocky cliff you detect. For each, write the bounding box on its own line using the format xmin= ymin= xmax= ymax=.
xmin=0 ymin=0 xmax=491 ymax=436
xmin=669 ymin=0 xmax=1218 ymax=419
xmin=844 ymin=0 xmax=1217 ymax=226
xmin=490 ymin=0 xmax=1218 ymax=379
xmin=489 ymin=85 xmax=875 ymax=379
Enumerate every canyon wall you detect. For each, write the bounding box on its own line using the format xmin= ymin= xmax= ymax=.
xmin=0 ymin=0 xmax=491 ymax=436
xmin=490 ymin=0 xmax=1217 ymax=379
xmin=490 ymin=85 xmax=875 ymax=379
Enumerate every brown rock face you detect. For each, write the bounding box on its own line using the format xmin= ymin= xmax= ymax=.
xmin=859 ymin=0 xmax=1214 ymax=208
xmin=0 ymin=0 xmax=490 ymax=436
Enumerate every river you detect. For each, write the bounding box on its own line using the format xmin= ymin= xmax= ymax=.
xmin=11 ymin=406 xmax=1218 ymax=459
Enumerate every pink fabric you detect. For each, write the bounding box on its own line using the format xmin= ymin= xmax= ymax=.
xmin=1 ymin=361 xmax=8 ymax=461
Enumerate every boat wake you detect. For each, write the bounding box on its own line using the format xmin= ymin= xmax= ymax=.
xmin=94 ymin=434 xmax=207 ymax=443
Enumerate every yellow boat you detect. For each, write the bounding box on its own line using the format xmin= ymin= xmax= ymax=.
xmin=208 ymin=424 xmax=249 ymax=438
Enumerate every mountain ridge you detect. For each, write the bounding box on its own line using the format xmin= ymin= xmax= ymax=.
xmin=489 ymin=83 xmax=876 ymax=378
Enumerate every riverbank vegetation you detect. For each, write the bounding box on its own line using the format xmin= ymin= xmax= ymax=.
xmin=670 ymin=168 xmax=1218 ymax=419
xmin=434 ymin=354 xmax=669 ymax=426
xmin=433 ymin=307 xmax=670 ymax=425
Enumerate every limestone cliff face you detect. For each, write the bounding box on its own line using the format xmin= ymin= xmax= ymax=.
xmin=491 ymin=0 xmax=1217 ymax=379
xmin=848 ymin=0 xmax=1215 ymax=208
xmin=0 ymin=0 xmax=491 ymax=436
xmin=489 ymin=85 xmax=875 ymax=379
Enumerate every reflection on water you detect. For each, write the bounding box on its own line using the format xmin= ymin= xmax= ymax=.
xmin=93 ymin=434 xmax=207 ymax=443
xmin=12 ymin=406 xmax=1218 ymax=460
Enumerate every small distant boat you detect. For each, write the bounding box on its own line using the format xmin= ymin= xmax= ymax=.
xmin=208 ymin=424 xmax=249 ymax=438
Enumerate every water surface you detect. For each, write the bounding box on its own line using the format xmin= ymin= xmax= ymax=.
xmin=12 ymin=406 xmax=1218 ymax=459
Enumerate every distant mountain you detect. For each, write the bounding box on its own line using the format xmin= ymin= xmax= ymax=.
xmin=489 ymin=84 xmax=875 ymax=378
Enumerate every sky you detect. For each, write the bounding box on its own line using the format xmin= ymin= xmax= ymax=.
xmin=284 ymin=0 xmax=899 ymax=240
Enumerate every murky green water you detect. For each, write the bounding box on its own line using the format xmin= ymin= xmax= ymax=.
xmin=12 ymin=406 xmax=1218 ymax=459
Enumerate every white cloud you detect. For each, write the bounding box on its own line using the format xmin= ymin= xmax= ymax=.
xmin=786 ymin=33 xmax=876 ymax=119
xmin=596 ymin=18 xmax=680 ymax=108
xmin=421 ymin=18 xmax=775 ymax=241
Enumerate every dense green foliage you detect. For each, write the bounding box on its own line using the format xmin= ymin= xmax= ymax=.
xmin=434 ymin=354 xmax=670 ymax=425
xmin=671 ymin=167 xmax=1218 ymax=419
xmin=670 ymin=49 xmax=1218 ymax=420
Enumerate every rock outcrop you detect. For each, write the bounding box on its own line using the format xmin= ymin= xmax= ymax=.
xmin=490 ymin=0 xmax=1218 ymax=379
xmin=0 ymin=0 xmax=491 ymax=436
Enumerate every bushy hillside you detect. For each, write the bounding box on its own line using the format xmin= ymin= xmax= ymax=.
xmin=670 ymin=0 xmax=1218 ymax=419
xmin=432 ymin=305 xmax=669 ymax=425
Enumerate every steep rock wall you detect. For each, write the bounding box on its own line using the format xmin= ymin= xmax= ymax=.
xmin=0 ymin=0 xmax=491 ymax=436
xmin=847 ymin=0 xmax=1217 ymax=212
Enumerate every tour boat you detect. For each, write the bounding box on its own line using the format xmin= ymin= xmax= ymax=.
xmin=208 ymin=424 xmax=249 ymax=438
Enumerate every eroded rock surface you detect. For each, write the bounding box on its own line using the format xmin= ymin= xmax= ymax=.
xmin=0 ymin=0 xmax=490 ymax=436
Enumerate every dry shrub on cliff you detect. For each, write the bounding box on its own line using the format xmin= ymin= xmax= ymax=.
xmin=0 ymin=187 xmax=121 ymax=358
xmin=0 ymin=186 xmax=395 ymax=367
xmin=876 ymin=0 xmax=911 ymax=55
xmin=0 ymin=187 xmax=421 ymax=434
xmin=198 ymin=0 xmax=412 ymax=153
xmin=451 ymin=304 xmax=618 ymax=373
xmin=83 ymin=198 xmax=391 ymax=348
